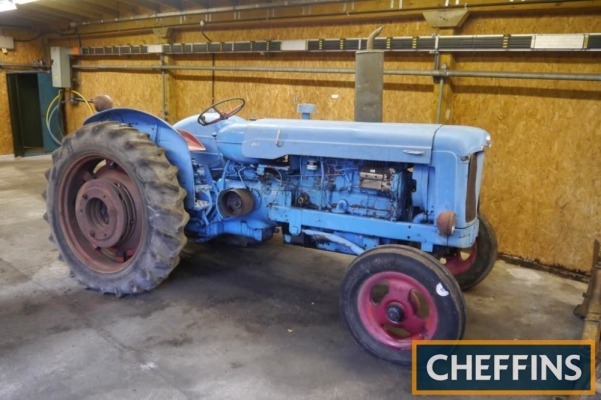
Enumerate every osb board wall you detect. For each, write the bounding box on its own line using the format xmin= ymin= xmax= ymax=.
xmin=0 ymin=30 xmax=45 ymax=154
xmin=49 ymin=33 xmax=164 ymax=133
xmin=65 ymin=56 xmax=164 ymax=133
xmin=451 ymin=13 xmax=601 ymax=272
xmin=172 ymin=52 xmax=433 ymax=123
xmin=173 ymin=21 xmax=434 ymax=123
xmin=36 ymin=12 xmax=599 ymax=273
xmin=48 ymin=22 xmax=434 ymax=132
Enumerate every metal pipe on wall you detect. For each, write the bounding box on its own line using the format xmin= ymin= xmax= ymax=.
xmin=72 ymin=64 xmax=355 ymax=74
xmin=71 ymin=61 xmax=599 ymax=125
xmin=435 ymin=78 xmax=445 ymax=124
xmin=71 ymin=63 xmax=601 ymax=82
xmin=160 ymin=54 xmax=168 ymax=121
xmin=386 ymin=69 xmax=601 ymax=82
xmin=435 ymin=69 xmax=601 ymax=82
xmin=0 ymin=62 xmax=49 ymax=70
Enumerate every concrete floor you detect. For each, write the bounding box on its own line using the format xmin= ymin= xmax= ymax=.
xmin=0 ymin=155 xmax=593 ymax=399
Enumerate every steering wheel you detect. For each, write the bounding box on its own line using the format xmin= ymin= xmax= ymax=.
xmin=197 ymin=98 xmax=246 ymax=126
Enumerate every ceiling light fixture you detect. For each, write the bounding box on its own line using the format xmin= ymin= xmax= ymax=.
xmin=0 ymin=0 xmax=39 ymax=13
xmin=0 ymin=0 xmax=17 ymax=13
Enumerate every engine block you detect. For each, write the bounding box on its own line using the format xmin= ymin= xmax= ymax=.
xmin=187 ymin=156 xmax=417 ymax=254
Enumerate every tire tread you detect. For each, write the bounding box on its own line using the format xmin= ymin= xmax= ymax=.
xmin=44 ymin=121 xmax=189 ymax=296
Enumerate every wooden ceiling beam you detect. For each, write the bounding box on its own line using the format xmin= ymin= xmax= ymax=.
xmin=17 ymin=3 xmax=94 ymax=22
xmin=116 ymin=0 xmax=161 ymax=13
xmin=0 ymin=9 xmax=55 ymax=24
xmin=185 ymin=0 xmax=210 ymax=6
xmin=37 ymin=0 xmax=105 ymax=20
xmin=81 ymin=0 xmax=122 ymax=14
xmin=0 ymin=15 xmax=49 ymax=31
xmin=69 ymin=0 xmax=601 ymax=36
xmin=111 ymin=0 xmax=136 ymax=14
xmin=8 ymin=8 xmax=73 ymax=25
xmin=61 ymin=0 xmax=121 ymax=17
xmin=51 ymin=0 xmax=129 ymax=16
xmin=145 ymin=0 xmax=184 ymax=10
xmin=184 ymin=0 xmax=237 ymax=6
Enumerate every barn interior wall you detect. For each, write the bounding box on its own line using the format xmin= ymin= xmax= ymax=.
xmin=0 ymin=30 xmax=46 ymax=155
xmin=2 ymin=11 xmax=599 ymax=273
xmin=453 ymin=13 xmax=600 ymax=273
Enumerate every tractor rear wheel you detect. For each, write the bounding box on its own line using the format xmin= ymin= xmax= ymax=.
xmin=340 ymin=245 xmax=465 ymax=365
xmin=44 ymin=121 xmax=189 ymax=296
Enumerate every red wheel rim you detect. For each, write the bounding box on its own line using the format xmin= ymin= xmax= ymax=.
xmin=57 ymin=153 xmax=145 ymax=274
xmin=357 ymin=271 xmax=439 ymax=350
xmin=442 ymin=243 xmax=478 ymax=276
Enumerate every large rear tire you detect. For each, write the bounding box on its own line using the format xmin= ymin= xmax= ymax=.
xmin=340 ymin=245 xmax=465 ymax=366
xmin=44 ymin=121 xmax=189 ymax=296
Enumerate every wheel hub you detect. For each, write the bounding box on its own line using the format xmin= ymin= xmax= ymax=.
xmin=75 ymin=178 xmax=135 ymax=249
xmin=356 ymin=271 xmax=439 ymax=350
xmin=386 ymin=304 xmax=404 ymax=323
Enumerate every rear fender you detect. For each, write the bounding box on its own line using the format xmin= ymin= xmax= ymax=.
xmin=84 ymin=108 xmax=195 ymax=209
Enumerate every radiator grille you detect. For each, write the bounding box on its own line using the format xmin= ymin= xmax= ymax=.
xmin=466 ymin=154 xmax=478 ymax=222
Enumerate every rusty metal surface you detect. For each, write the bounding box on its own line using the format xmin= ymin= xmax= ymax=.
xmin=365 ymin=26 xmax=383 ymax=51
xmin=354 ymin=26 xmax=385 ymax=123
xmin=354 ymin=51 xmax=384 ymax=123
xmin=58 ymin=155 xmax=145 ymax=274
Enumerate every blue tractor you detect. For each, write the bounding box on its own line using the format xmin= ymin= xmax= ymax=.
xmin=44 ymin=97 xmax=497 ymax=364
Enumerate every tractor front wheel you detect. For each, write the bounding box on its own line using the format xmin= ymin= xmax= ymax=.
xmin=44 ymin=122 xmax=189 ymax=296
xmin=441 ymin=214 xmax=498 ymax=290
xmin=340 ymin=245 xmax=465 ymax=365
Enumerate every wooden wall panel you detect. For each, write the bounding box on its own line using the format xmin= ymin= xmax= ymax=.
xmin=0 ymin=78 xmax=13 ymax=154
xmin=65 ymin=56 xmax=163 ymax=132
xmin=0 ymin=30 xmax=45 ymax=155
xmin=173 ymin=20 xmax=433 ymax=123
xmin=453 ymin=14 xmax=601 ymax=272
xmin=171 ymin=56 xmax=214 ymax=121
xmin=384 ymin=53 xmax=435 ymax=123
xmin=49 ymin=33 xmax=164 ymax=132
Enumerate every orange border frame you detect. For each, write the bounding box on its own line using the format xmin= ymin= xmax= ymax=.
xmin=411 ymin=339 xmax=596 ymax=396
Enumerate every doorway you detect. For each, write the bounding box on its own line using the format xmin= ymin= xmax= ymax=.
xmin=6 ymin=72 xmax=61 ymax=157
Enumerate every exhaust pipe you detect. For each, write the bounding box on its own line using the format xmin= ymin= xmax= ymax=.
xmin=354 ymin=26 xmax=384 ymax=123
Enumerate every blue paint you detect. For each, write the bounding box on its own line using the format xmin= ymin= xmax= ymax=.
xmin=86 ymin=107 xmax=490 ymax=256
xmin=85 ymin=108 xmax=195 ymax=209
